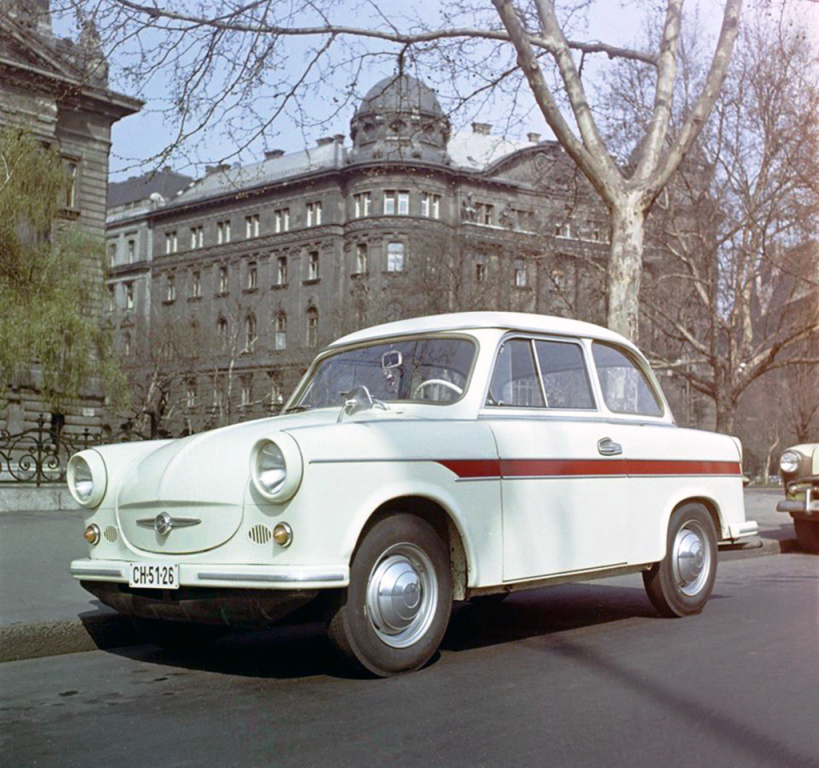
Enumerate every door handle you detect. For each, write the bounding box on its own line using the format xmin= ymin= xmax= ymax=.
xmin=598 ymin=437 xmax=622 ymax=456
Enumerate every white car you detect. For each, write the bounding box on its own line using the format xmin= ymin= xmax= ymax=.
xmin=68 ymin=312 xmax=757 ymax=676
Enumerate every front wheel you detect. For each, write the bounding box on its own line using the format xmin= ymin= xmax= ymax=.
xmin=643 ymin=503 xmax=717 ymax=617
xmin=794 ymin=518 xmax=819 ymax=554
xmin=326 ymin=513 xmax=452 ymax=676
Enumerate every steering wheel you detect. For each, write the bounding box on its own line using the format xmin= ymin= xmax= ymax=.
xmin=413 ymin=379 xmax=463 ymax=400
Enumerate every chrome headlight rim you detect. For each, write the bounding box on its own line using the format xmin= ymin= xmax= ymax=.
xmin=250 ymin=434 xmax=303 ymax=502
xmin=67 ymin=450 xmax=108 ymax=509
xmin=779 ymin=449 xmax=802 ymax=475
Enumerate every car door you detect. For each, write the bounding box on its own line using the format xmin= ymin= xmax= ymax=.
xmin=484 ymin=336 xmax=630 ymax=582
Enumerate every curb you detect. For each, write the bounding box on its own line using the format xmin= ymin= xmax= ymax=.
xmin=0 ymin=613 xmax=140 ymax=663
xmin=0 ymin=536 xmax=803 ymax=664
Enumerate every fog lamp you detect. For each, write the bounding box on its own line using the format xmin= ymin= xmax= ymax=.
xmin=272 ymin=522 xmax=293 ymax=548
xmin=84 ymin=524 xmax=101 ymax=546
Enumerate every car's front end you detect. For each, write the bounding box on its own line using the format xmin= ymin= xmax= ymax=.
xmin=776 ymin=443 xmax=819 ymax=553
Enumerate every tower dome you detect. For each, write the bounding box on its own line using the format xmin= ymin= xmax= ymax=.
xmin=348 ymin=74 xmax=451 ymax=165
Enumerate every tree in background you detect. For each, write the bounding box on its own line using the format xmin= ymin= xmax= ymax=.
xmin=0 ymin=127 xmax=127 ymax=412
xmin=605 ymin=11 xmax=819 ymax=438
xmin=57 ymin=0 xmax=744 ymax=341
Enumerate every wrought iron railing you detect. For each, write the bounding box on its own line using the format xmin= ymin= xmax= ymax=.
xmin=0 ymin=416 xmax=140 ymax=486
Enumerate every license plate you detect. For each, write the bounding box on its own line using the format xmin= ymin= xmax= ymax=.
xmin=129 ymin=562 xmax=179 ymax=589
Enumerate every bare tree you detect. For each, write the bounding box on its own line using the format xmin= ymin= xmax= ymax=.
xmin=609 ymin=13 xmax=819 ymax=432
xmin=57 ymin=0 xmax=746 ymax=341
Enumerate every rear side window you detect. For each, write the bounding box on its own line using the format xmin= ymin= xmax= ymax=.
xmin=592 ymin=342 xmax=663 ymax=417
xmin=534 ymin=340 xmax=595 ymax=409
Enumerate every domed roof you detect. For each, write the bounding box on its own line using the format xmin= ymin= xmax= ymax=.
xmin=356 ymin=74 xmax=444 ymax=119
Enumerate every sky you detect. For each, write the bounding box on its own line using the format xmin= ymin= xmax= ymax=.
xmin=56 ymin=0 xmax=817 ymax=182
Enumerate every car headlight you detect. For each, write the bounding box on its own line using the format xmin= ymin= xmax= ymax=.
xmin=250 ymin=434 xmax=303 ymax=502
xmin=780 ymin=450 xmax=801 ymax=475
xmin=67 ymin=450 xmax=107 ymax=508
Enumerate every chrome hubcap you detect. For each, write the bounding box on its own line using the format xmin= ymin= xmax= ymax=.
xmin=366 ymin=543 xmax=437 ymax=648
xmin=672 ymin=521 xmax=711 ymax=596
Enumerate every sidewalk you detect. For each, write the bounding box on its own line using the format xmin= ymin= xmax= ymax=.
xmin=0 ymin=488 xmax=799 ymax=663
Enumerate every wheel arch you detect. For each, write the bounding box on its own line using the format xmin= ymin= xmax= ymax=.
xmin=354 ymin=496 xmax=470 ymax=601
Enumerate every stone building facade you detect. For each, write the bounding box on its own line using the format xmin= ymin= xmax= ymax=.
xmin=110 ymin=74 xmax=673 ymax=436
xmin=0 ymin=0 xmax=140 ymax=434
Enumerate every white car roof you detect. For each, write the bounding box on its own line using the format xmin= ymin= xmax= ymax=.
xmin=330 ymin=312 xmax=634 ymax=350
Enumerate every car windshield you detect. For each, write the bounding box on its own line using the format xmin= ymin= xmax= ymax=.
xmin=293 ymin=337 xmax=476 ymax=409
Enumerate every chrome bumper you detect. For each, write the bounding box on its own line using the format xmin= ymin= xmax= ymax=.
xmin=776 ymin=481 xmax=819 ymax=517
xmin=70 ymin=558 xmax=350 ymax=590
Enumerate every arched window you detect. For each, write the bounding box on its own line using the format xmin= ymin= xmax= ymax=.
xmin=245 ymin=314 xmax=257 ymax=352
xmin=217 ymin=317 xmax=228 ymax=350
xmin=306 ymin=307 xmax=319 ymax=348
xmin=275 ymin=312 xmax=287 ymax=350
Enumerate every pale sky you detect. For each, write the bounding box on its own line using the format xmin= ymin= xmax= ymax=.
xmin=93 ymin=0 xmax=817 ymax=181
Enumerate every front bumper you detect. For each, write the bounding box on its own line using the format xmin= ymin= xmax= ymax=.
xmin=70 ymin=558 xmax=350 ymax=591
xmin=776 ymin=478 xmax=819 ymax=517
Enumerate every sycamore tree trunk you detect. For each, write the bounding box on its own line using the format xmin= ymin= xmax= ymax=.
xmin=607 ymin=196 xmax=647 ymax=341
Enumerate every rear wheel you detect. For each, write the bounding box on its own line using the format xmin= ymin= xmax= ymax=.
xmin=794 ymin=518 xmax=819 ymax=554
xmin=326 ymin=513 xmax=452 ymax=677
xmin=643 ymin=502 xmax=717 ymax=617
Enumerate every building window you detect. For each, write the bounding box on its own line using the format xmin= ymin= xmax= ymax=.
xmin=355 ymin=243 xmax=368 ymax=274
xmin=354 ymin=192 xmax=372 ymax=218
xmin=219 ymin=265 xmax=229 ymax=295
xmin=217 ymin=318 xmax=228 ymax=350
xmin=186 ymin=381 xmax=197 ymax=409
xmin=246 ymin=262 xmax=258 ymax=291
xmin=127 ymin=239 xmax=136 ymax=263
xmin=217 ymin=220 xmax=232 ymax=244
xmin=421 ymin=193 xmax=441 ymax=219
xmin=514 ymin=259 xmax=527 ymax=288
xmin=166 ymin=274 xmax=177 ymax=302
xmin=387 ymin=241 xmax=404 ymax=272
xmin=125 ymin=282 xmax=134 ymax=309
xmin=275 ymin=313 xmax=287 ymax=350
xmin=241 ymin=379 xmax=252 ymax=408
xmin=307 ymin=251 xmax=319 ymax=281
xmin=64 ymin=161 xmax=78 ymax=209
xmin=106 ymin=285 xmax=115 ymax=312
xmin=306 ymin=307 xmax=319 ymax=348
xmin=384 ymin=190 xmax=409 ymax=215
xmin=306 ymin=201 xmax=322 ymax=227
xmin=108 ymin=243 xmax=117 ymax=268
xmin=123 ymin=331 xmax=132 ymax=357
xmin=276 ymin=256 xmax=287 ymax=286
xmin=556 ymin=222 xmax=572 ymax=238
xmin=245 ymin=314 xmax=256 ymax=352
xmin=275 ymin=208 xmax=290 ymax=233
xmin=245 ymin=214 xmax=260 ymax=238
xmin=165 ymin=231 xmax=178 ymax=254
xmin=475 ymin=255 xmax=486 ymax=283
xmin=190 ymin=226 xmax=204 ymax=249
xmin=191 ymin=270 xmax=201 ymax=299
xmin=475 ymin=203 xmax=494 ymax=225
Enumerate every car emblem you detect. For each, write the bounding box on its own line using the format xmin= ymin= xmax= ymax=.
xmin=136 ymin=512 xmax=201 ymax=536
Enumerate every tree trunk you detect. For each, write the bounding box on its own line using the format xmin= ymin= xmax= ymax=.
xmin=606 ymin=198 xmax=646 ymax=341
xmin=714 ymin=394 xmax=737 ymax=434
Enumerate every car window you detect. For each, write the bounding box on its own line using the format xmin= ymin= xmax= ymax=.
xmin=534 ymin=340 xmax=595 ymax=409
xmin=488 ymin=339 xmax=545 ymax=407
xmin=295 ymin=337 xmax=475 ymax=408
xmin=592 ymin=342 xmax=663 ymax=416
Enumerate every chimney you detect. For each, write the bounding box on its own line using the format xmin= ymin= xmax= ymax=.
xmin=527 ymin=132 xmax=541 ymax=143
xmin=316 ymin=137 xmax=335 ymax=147
xmin=472 ymin=123 xmax=492 ymax=136
xmin=333 ymin=134 xmax=345 ymax=144
xmin=204 ymin=163 xmax=230 ymax=176
xmin=265 ymin=149 xmax=285 ymax=160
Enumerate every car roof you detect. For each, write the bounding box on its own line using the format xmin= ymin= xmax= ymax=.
xmin=330 ymin=311 xmax=634 ymax=350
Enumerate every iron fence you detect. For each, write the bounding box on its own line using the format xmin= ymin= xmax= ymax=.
xmin=0 ymin=416 xmax=141 ymax=486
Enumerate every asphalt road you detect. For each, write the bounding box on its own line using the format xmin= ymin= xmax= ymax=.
xmin=2 ymin=552 xmax=818 ymax=768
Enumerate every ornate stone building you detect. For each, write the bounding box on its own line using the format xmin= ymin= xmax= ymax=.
xmin=110 ymin=74 xmax=656 ymax=435
xmin=0 ymin=0 xmax=141 ymax=433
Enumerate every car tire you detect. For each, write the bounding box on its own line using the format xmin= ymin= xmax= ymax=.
xmin=794 ymin=519 xmax=819 ymax=554
xmin=642 ymin=502 xmax=717 ymax=618
xmin=326 ymin=513 xmax=452 ymax=677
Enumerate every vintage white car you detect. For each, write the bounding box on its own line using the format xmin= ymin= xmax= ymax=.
xmin=777 ymin=444 xmax=819 ymax=553
xmin=68 ymin=312 xmax=757 ymax=676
